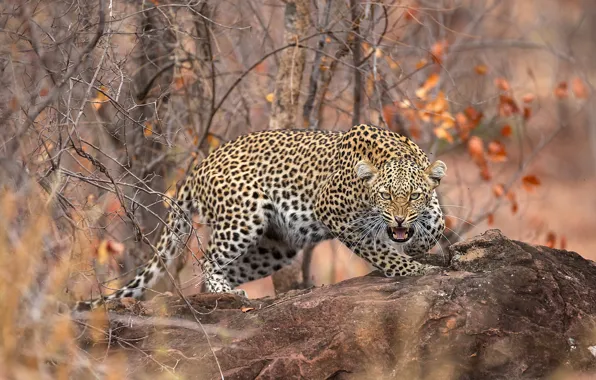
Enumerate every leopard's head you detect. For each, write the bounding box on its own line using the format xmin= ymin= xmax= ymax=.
xmin=355 ymin=158 xmax=446 ymax=243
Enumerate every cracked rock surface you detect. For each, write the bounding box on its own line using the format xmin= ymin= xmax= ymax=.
xmin=77 ymin=230 xmax=596 ymax=379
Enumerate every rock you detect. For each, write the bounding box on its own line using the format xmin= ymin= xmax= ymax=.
xmin=75 ymin=230 xmax=596 ymax=379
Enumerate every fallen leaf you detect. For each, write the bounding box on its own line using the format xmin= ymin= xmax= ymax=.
xmin=266 ymin=93 xmax=274 ymax=103
xmin=241 ymin=306 xmax=255 ymax=313
xmin=492 ymin=184 xmax=505 ymax=198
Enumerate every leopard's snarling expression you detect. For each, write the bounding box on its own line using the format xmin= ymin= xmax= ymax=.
xmin=356 ymin=158 xmax=446 ymax=243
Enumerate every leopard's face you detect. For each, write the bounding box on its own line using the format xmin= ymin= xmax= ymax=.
xmin=356 ymin=158 xmax=446 ymax=243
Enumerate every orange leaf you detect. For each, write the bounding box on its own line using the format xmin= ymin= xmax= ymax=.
xmin=416 ymin=73 xmax=440 ymax=99
xmin=96 ymin=240 xmax=124 ymax=265
xmin=522 ymin=93 xmax=535 ymax=103
xmin=9 ymin=97 xmax=19 ymax=111
xmin=501 ymin=125 xmax=512 ymax=137
xmin=545 ymin=231 xmax=556 ymax=248
xmin=39 ymin=88 xmax=49 ymax=97
xmin=430 ymin=40 xmax=448 ymax=64
xmin=523 ymin=107 xmax=532 ymax=121
xmin=510 ymin=199 xmax=518 ymax=214
xmin=498 ymin=95 xmax=520 ymax=117
xmin=405 ymin=7 xmax=419 ymax=21
xmin=415 ymin=59 xmax=428 ymax=69
xmin=206 ymin=133 xmax=221 ymax=153
xmin=571 ymin=77 xmax=589 ymax=99
xmin=554 ymin=82 xmax=568 ymax=99
xmin=487 ymin=213 xmax=494 ymax=226
xmin=173 ymin=76 xmax=186 ymax=91
xmin=474 ymin=64 xmax=488 ymax=75
xmin=492 ymin=184 xmax=505 ymax=198
xmin=494 ymin=77 xmax=510 ymax=91
xmin=266 ymin=93 xmax=274 ymax=103
xmin=468 ymin=136 xmax=484 ymax=160
xmin=434 ymin=128 xmax=453 ymax=143
xmin=144 ymin=122 xmax=153 ymax=137
xmin=425 ymin=73 xmax=440 ymax=89
xmin=241 ymin=306 xmax=255 ymax=313
xmin=480 ymin=165 xmax=492 ymax=181
xmin=409 ymin=124 xmax=421 ymax=140
xmin=522 ymin=175 xmax=541 ymax=192
xmin=91 ymin=86 xmax=109 ymax=111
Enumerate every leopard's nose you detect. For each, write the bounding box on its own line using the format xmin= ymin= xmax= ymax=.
xmin=394 ymin=216 xmax=405 ymax=226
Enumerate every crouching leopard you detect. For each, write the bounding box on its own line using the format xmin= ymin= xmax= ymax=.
xmin=77 ymin=124 xmax=446 ymax=310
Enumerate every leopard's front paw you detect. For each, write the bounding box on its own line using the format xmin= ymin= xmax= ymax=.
xmin=420 ymin=264 xmax=445 ymax=276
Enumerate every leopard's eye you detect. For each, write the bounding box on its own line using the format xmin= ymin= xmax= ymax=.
xmin=380 ymin=191 xmax=391 ymax=200
xmin=410 ymin=192 xmax=421 ymax=200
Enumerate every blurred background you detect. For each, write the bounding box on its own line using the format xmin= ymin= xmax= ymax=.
xmin=1 ymin=0 xmax=595 ymax=375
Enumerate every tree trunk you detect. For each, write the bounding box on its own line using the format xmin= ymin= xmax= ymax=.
xmin=76 ymin=230 xmax=596 ymax=379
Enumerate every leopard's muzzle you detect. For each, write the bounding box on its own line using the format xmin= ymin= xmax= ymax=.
xmin=387 ymin=226 xmax=415 ymax=243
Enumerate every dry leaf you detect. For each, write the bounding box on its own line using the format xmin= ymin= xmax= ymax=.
xmin=480 ymin=165 xmax=492 ymax=181
xmin=430 ymin=40 xmax=448 ymax=64
xmin=487 ymin=141 xmax=507 ymax=162
xmin=494 ymin=77 xmax=510 ymax=91
xmin=91 ymin=86 xmax=109 ymax=111
xmin=474 ymin=65 xmax=488 ymax=75
xmin=522 ymin=93 xmax=535 ymax=103
xmin=523 ymin=107 xmax=532 ymax=121
xmin=571 ymin=77 xmax=589 ymax=99
xmin=415 ymin=59 xmax=428 ymax=69
xmin=545 ymin=231 xmax=556 ymax=248
xmin=487 ymin=213 xmax=494 ymax=226
xmin=467 ymin=136 xmax=485 ymax=164
xmin=144 ymin=122 xmax=153 ymax=137
xmin=96 ymin=240 xmax=124 ymax=265
xmin=39 ymin=88 xmax=49 ymax=97
xmin=501 ymin=125 xmax=512 ymax=137
xmin=492 ymin=184 xmax=505 ymax=198
xmin=266 ymin=93 xmax=274 ymax=103
xmin=522 ymin=174 xmax=541 ymax=192
xmin=434 ymin=127 xmax=453 ymax=143
xmin=554 ymin=82 xmax=568 ymax=99
xmin=241 ymin=306 xmax=255 ymax=313
xmin=206 ymin=133 xmax=221 ymax=153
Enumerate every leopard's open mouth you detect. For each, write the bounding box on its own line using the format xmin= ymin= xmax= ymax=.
xmin=387 ymin=226 xmax=415 ymax=243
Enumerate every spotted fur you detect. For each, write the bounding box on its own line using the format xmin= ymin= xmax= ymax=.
xmin=77 ymin=124 xmax=446 ymax=309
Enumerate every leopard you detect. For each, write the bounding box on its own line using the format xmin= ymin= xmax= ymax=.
xmin=76 ymin=124 xmax=447 ymax=310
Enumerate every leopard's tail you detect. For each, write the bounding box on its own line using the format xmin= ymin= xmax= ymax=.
xmin=75 ymin=181 xmax=196 ymax=311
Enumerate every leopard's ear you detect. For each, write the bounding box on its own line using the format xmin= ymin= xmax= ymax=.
xmin=425 ymin=160 xmax=447 ymax=189
xmin=355 ymin=160 xmax=378 ymax=185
